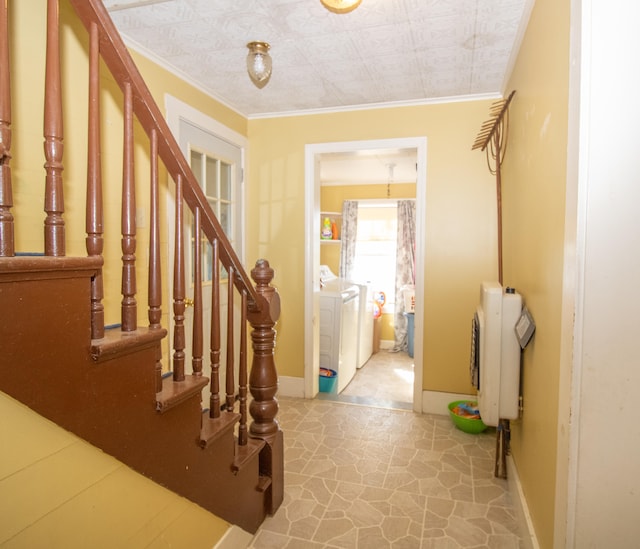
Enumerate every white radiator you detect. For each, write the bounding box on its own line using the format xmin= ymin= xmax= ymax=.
xmin=471 ymin=282 xmax=522 ymax=427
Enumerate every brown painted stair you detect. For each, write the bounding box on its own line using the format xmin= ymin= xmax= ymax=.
xmin=0 ymin=257 xmax=270 ymax=533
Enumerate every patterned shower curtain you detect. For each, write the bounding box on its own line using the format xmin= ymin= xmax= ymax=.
xmin=339 ymin=200 xmax=358 ymax=280
xmin=392 ymin=200 xmax=416 ymax=352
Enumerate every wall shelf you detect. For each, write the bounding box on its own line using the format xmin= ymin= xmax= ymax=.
xmin=320 ymin=211 xmax=341 ymax=242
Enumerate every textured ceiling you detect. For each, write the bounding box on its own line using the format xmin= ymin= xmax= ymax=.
xmin=103 ymin=0 xmax=531 ymax=119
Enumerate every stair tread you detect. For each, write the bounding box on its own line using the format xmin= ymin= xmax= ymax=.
xmin=257 ymin=475 xmax=272 ymax=493
xmin=200 ymin=412 xmax=240 ymax=448
xmin=156 ymin=375 xmax=209 ymax=414
xmin=233 ymin=437 xmax=266 ymax=473
xmin=91 ymin=326 xmax=167 ymax=362
xmin=0 ymin=255 xmax=102 ymax=280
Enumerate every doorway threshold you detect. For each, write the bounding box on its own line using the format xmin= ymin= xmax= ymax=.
xmin=316 ymin=392 xmax=413 ymax=411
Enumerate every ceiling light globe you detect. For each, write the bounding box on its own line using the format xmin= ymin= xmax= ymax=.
xmin=246 ymin=41 xmax=272 ymax=89
xmin=320 ymin=0 xmax=362 ymax=14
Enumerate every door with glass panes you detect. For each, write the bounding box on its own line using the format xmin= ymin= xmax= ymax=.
xmin=179 ymin=119 xmax=243 ymax=409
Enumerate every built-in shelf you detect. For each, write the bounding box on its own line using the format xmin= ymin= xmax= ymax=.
xmin=320 ymin=211 xmax=342 ymax=242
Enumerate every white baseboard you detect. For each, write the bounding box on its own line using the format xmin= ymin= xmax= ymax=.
xmin=380 ymin=339 xmax=394 ymax=350
xmin=277 ymin=384 xmax=478 ymax=415
xmin=421 ymin=390 xmax=476 ymax=416
xmin=214 ymin=525 xmax=253 ymax=549
xmin=278 ymin=375 xmax=305 ymax=398
xmin=507 ymin=455 xmax=540 ymax=549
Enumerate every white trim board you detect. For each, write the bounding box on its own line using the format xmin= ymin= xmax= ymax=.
xmin=507 ymin=455 xmax=540 ymax=549
xmin=421 ymin=390 xmax=477 ymax=416
xmin=277 ymin=376 xmax=305 ymax=398
xmin=213 ymin=525 xmax=253 ymax=549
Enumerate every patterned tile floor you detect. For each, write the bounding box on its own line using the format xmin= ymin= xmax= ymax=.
xmin=250 ymin=353 xmax=526 ymax=548
xmin=337 ymin=350 xmax=415 ymax=409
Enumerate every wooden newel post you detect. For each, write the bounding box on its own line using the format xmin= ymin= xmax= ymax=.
xmin=247 ymin=258 xmax=284 ymax=515
xmin=248 ymin=259 xmax=280 ymax=435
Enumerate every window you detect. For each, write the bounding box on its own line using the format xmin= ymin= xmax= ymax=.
xmin=351 ymin=203 xmax=398 ymax=311
xmin=190 ymin=148 xmax=236 ymax=282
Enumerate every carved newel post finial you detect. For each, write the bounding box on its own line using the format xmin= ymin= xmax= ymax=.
xmin=247 ymin=259 xmax=281 ymax=438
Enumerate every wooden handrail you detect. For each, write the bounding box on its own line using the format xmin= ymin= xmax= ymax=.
xmin=68 ymin=0 xmax=260 ymax=309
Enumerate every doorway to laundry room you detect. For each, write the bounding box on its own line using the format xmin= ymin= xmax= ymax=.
xmin=320 ymin=197 xmax=416 ymax=409
xmin=304 ymin=137 xmax=427 ymax=413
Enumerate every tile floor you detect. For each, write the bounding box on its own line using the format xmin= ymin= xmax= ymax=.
xmin=336 ymin=350 xmax=414 ymax=409
xmin=250 ymin=352 xmax=526 ymax=548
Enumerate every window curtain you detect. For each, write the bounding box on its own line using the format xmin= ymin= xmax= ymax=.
xmin=339 ymin=200 xmax=358 ymax=280
xmin=392 ymin=200 xmax=416 ymax=352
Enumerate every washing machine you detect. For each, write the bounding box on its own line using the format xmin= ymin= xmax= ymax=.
xmin=319 ymin=266 xmax=360 ymax=393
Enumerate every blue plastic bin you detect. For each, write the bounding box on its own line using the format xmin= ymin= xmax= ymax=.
xmin=319 ymin=368 xmax=337 ymax=393
xmin=404 ymin=312 xmax=415 ymax=358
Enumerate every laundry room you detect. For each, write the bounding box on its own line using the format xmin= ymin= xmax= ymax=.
xmin=317 ymin=148 xmax=417 ymax=407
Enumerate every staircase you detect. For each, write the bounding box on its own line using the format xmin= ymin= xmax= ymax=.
xmin=0 ymin=0 xmax=283 ymax=535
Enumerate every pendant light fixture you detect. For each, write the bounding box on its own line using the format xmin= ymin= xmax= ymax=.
xmin=320 ymin=0 xmax=362 ymax=14
xmin=246 ymin=41 xmax=272 ymax=89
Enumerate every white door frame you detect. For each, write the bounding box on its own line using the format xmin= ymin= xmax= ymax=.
xmin=304 ymin=137 xmax=427 ymax=413
xmin=164 ymin=94 xmax=248 ymax=372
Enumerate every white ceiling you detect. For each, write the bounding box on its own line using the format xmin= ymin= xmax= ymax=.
xmin=103 ymin=0 xmax=532 ymax=119
xmin=319 ymin=147 xmax=418 ymax=185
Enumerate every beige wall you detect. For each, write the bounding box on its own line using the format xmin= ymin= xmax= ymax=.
xmin=247 ymin=103 xmax=499 ymax=391
xmin=501 ymin=0 xmax=570 ymax=546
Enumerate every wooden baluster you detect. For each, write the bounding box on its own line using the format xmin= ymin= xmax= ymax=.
xmin=86 ymin=22 xmax=104 ymax=339
xmin=43 ymin=0 xmax=65 ymax=256
xmin=247 ymin=259 xmax=283 ymax=513
xmin=121 ymin=82 xmax=137 ymax=331
xmin=209 ymin=239 xmax=221 ymax=418
xmin=238 ymin=289 xmax=248 ymax=446
xmin=226 ymin=266 xmax=235 ymax=411
xmin=172 ymin=174 xmax=186 ymax=382
xmin=192 ymin=207 xmax=203 ymax=376
xmin=0 ymin=0 xmax=14 ymax=257
xmin=148 ymin=129 xmax=162 ymax=392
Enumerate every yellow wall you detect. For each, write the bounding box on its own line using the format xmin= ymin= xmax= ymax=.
xmin=247 ymin=103 xmax=499 ymax=391
xmin=501 ymin=0 xmax=570 ymax=545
